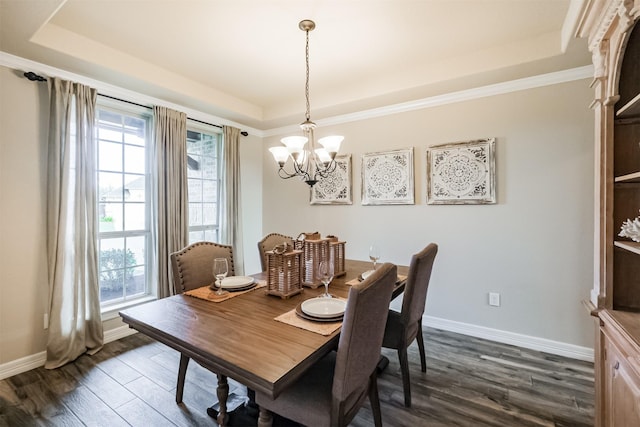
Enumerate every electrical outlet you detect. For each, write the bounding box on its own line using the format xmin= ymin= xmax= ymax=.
xmin=44 ymin=313 xmax=49 ymax=330
xmin=489 ymin=292 xmax=500 ymax=307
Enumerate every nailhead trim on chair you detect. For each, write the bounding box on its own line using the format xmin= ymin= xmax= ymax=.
xmin=174 ymin=241 xmax=235 ymax=294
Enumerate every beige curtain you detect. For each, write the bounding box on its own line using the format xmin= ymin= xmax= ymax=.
xmin=45 ymin=78 xmax=102 ymax=369
xmin=220 ymin=125 xmax=244 ymax=274
xmin=152 ymin=106 xmax=189 ymax=298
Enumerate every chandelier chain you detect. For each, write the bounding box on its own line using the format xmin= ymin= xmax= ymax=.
xmin=305 ymin=28 xmax=311 ymax=121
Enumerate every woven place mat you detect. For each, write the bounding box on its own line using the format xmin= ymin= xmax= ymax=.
xmin=345 ymin=274 xmax=407 ymax=286
xmin=185 ymin=280 xmax=267 ymax=302
xmin=274 ymin=300 xmax=346 ymax=336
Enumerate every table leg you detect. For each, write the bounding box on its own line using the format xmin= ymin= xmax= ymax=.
xmin=257 ymin=406 xmax=273 ymax=427
xmin=216 ymin=374 xmax=229 ymax=426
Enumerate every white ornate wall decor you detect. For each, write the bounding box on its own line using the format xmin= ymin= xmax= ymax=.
xmin=361 ymin=148 xmax=414 ymax=205
xmin=310 ymin=154 xmax=352 ymax=205
xmin=426 ymin=138 xmax=496 ymax=205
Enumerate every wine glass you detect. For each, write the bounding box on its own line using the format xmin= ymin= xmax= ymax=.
xmin=212 ymin=258 xmax=229 ymax=296
xmin=316 ymin=260 xmax=334 ymax=298
xmin=369 ymin=245 xmax=381 ymax=270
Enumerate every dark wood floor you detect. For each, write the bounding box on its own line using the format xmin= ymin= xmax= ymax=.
xmin=0 ymin=328 xmax=594 ymax=426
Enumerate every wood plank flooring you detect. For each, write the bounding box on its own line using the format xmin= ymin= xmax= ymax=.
xmin=0 ymin=328 xmax=594 ymax=426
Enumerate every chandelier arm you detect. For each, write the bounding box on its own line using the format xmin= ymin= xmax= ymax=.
xmin=311 ymin=158 xmax=338 ymax=182
xmin=276 ymin=155 xmax=313 ymax=182
xmin=277 ymin=166 xmax=312 ymax=182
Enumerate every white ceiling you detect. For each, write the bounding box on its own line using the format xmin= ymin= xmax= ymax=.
xmin=0 ymin=0 xmax=590 ymax=130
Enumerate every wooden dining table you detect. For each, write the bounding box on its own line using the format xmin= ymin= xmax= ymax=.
xmin=119 ymin=259 xmax=408 ymax=426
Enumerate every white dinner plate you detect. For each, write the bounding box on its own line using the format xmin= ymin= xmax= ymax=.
xmin=301 ymin=298 xmax=347 ymax=318
xmin=220 ymin=276 xmax=255 ymax=290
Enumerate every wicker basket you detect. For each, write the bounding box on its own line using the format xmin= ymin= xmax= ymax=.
xmin=265 ymin=249 xmax=304 ymax=299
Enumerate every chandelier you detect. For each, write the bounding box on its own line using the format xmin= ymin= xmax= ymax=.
xmin=269 ymin=20 xmax=343 ymax=187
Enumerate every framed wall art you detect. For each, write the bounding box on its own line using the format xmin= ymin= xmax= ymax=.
xmin=426 ymin=138 xmax=496 ymax=205
xmin=361 ymin=148 xmax=414 ymax=205
xmin=310 ymin=154 xmax=352 ymax=205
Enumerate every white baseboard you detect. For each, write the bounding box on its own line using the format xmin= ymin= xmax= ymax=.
xmin=0 ymin=351 xmax=46 ymax=381
xmin=424 ymin=315 xmax=594 ymax=362
xmin=0 ymin=326 xmax=137 ymax=380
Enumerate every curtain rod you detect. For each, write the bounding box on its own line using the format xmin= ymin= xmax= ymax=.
xmin=23 ymin=71 xmax=248 ymax=136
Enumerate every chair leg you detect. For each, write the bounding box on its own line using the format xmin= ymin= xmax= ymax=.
xmin=176 ymin=354 xmax=190 ymax=403
xmin=398 ymin=347 xmax=412 ymax=408
xmin=368 ymin=371 xmax=383 ymax=427
xmin=417 ymin=322 xmax=427 ymax=372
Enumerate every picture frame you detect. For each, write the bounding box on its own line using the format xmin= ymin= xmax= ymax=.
xmin=426 ymin=137 xmax=496 ymax=205
xmin=361 ymin=148 xmax=414 ymax=205
xmin=310 ymin=154 xmax=353 ymax=205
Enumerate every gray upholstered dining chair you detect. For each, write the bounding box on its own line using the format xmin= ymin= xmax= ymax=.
xmin=382 ymin=243 xmax=438 ymax=407
xmin=168 ymin=241 xmax=235 ymax=403
xmin=257 ymin=233 xmax=294 ymax=271
xmin=255 ymin=263 xmax=397 ymax=427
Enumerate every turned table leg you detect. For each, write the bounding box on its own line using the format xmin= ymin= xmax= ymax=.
xmin=257 ymin=406 xmax=273 ymax=427
xmin=216 ymin=374 xmax=229 ymax=426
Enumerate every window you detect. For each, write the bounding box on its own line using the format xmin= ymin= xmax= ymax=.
xmin=95 ymin=102 xmax=220 ymax=309
xmin=187 ymin=126 xmax=220 ymax=244
xmin=96 ymin=105 xmax=152 ymax=307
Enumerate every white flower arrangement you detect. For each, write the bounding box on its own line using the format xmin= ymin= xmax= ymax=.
xmin=619 ymin=210 xmax=640 ymax=243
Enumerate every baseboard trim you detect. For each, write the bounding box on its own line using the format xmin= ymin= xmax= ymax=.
xmin=423 ymin=315 xmax=594 ymax=362
xmin=0 ymin=326 xmax=137 ymax=380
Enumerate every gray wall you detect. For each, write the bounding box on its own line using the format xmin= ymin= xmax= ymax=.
xmin=262 ymin=78 xmax=595 ymax=351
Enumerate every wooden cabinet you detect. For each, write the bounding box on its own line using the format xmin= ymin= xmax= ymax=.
xmin=577 ymin=0 xmax=640 ymax=425
xmin=601 ymin=311 xmax=640 ymax=426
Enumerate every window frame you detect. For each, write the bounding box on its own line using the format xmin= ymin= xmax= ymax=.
xmin=186 ymin=121 xmax=222 ymax=244
xmin=96 ymin=98 xmax=155 ymax=317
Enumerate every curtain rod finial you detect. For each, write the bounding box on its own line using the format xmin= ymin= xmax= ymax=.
xmin=24 ymin=71 xmax=47 ymax=82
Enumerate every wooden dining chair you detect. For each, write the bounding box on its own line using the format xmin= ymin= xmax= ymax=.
xmin=257 ymin=233 xmax=294 ymax=271
xmin=382 ymin=243 xmax=438 ymax=407
xmin=168 ymin=241 xmax=235 ymax=403
xmin=255 ymin=263 xmax=397 ymax=427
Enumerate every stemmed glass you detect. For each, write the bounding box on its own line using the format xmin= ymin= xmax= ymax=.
xmin=369 ymin=245 xmax=381 ymax=270
xmin=212 ymin=258 xmax=229 ymax=296
xmin=316 ymin=260 xmax=334 ymax=298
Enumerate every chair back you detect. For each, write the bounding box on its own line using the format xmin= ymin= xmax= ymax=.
xmin=401 ymin=243 xmax=438 ymax=329
xmin=257 ymin=233 xmax=294 ymax=271
xmin=331 ymin=262 xmax=396 ymax=419
xmin=170 ymin=241 xmax=235 ymax=293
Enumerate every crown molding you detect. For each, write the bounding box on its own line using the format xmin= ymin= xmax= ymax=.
xmin=264 ymin=65 xmax=594 ymax=137
xmin=1 ymin=51 xmax=592 ymax=141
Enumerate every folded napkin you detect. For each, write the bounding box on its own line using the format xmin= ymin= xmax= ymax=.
xmin=185 ymin=280 xmax=267 ymax=302
xmin=274 ymin=308 xmax=342 ymax=336
xmin=346 ymin=274 xmax=407 ymax=286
